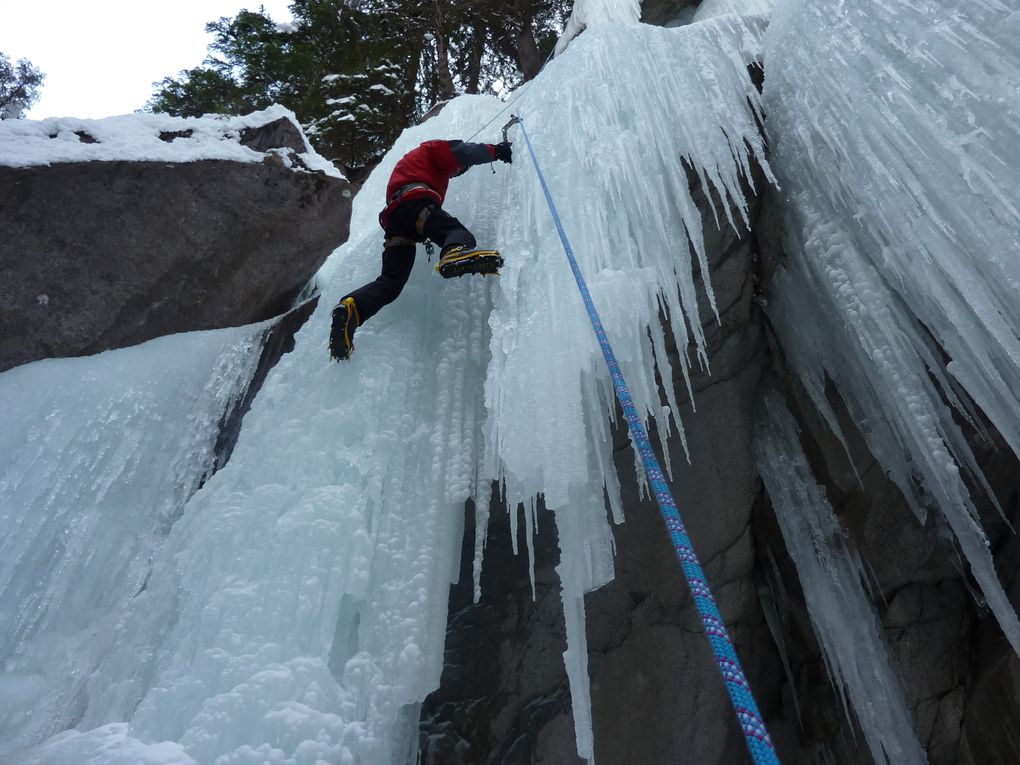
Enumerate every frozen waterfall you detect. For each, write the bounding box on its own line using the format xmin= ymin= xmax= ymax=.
xmin=2 ymin=15 xmax=771 ymax=765
xmin=3 ymin=0 xmax=1020 ymax=762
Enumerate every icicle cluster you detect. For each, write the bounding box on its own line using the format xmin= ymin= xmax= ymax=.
xmin=756 ymin=388 xmax=927 ymax=765
xmin=763 ymin=0 xmax=1020 ymax=654
xmin=694 ymin=0 xmax=777 ymax=22
xmin=483 ymin=18 xmax=771 ymax=759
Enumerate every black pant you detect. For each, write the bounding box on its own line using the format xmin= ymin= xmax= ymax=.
xmin=346 ymin=198 xmax=476 ymax=324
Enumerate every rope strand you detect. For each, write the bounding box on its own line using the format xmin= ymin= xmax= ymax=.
xmin=463 ymin=45 xmax=557 ymax=143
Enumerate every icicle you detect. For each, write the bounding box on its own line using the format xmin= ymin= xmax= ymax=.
xmin=472 ymin=477 xmax=492 ymax=604
xmin=525 ymin=498 xmax=538 ymax=599
xmin=757 ymin=552 xmax=802 ymax=728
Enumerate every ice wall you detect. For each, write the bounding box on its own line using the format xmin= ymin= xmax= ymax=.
xmin=763 ymin=0 xmax=1020 ymax=653
xmin=1 ymin=15 xmax=771 ymax=764
xmin=756 ymin=388 xmax=927 ymax=765
xmin=0 ymin=324 xmax=265 ymax=759
xmin=5 ymin=93 xmax=503 ymax=763
xmin=694 ymin=0 xmax=777 ymax=22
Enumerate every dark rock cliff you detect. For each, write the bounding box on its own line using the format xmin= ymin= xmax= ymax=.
xmin=0 ymin=117 xmax=352 ymax=372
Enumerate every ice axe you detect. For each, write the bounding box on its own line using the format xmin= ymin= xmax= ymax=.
xmin=501 ymin=114 xmax=521 ymax=144
xmin=486 ymin=114 xmax=521 ymax=175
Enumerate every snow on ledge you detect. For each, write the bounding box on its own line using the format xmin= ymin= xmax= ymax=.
xmin=0 ymin=104 xmax=344 ymax=179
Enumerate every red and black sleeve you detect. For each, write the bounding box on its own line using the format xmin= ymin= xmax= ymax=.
xmin=446 ymin=140 xmax=497 ymax=173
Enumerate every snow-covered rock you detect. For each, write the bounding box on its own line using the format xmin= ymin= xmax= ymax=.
xmin=0 ymin=107 xmax=351 ymax=371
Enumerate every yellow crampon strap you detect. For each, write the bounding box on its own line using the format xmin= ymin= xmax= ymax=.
xmin=344 ymin=296 xmax=361 ymax=326
xmin=435 ymin=248 xmax=500 ymax=269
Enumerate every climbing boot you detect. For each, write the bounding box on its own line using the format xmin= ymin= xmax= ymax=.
xmin=329 ymin=297 xmax=360 ymax=361
xmin=435 ymin=245 xmax=504 ymax=279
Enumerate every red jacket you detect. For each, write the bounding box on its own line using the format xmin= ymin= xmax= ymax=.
xmin=380 ymin=140 xmax=497 ymax=227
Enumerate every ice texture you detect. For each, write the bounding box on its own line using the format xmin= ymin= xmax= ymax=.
xmin=0 ymin=104 xmax=343 ymax=177
xmin=5 ymin=92 xmax=502 ymax=762
xmin=694 ymin=0 xmax=777 ymax=22
xmin=555 ymin=0 xmax=642 ymax=53
xmin=756 ymin=388 xmax=927 ymax=765
xmin=762 ymin=0 xmax=1020 ymax=654
xmin=0 ymin=325 xmax=265 ymax=759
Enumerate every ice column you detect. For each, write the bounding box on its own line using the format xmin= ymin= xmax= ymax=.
xmin=556 ymin=0 xmax=643 ymax=53
xmin=756 ymin=387 xmax=927 ymax=765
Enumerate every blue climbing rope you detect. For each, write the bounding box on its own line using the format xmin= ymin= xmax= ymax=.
xmin=516 ymin=117 xmax=781 ymax=765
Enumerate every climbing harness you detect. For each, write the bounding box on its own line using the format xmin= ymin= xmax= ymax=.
xmin=512 ymin=116 xmax=781 ymax=765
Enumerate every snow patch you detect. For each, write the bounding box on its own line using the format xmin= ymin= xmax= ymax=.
xmin=0 ymin=104 xmax=343 ymax=178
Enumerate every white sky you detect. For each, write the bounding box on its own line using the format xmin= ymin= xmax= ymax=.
xmin=1 ymin=1 xmax=294 ymax=120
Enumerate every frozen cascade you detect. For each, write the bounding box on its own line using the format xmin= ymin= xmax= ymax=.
xmin=484 ymin=18 xmax=771 ymax=760
xmin=11 ymin=125 xmax=498 ymax=762
xmin=0 ymin=324 xmax=266 ymax=759
xmin=763 ymin=0 xmax=1020 ymax=654
xmin=756 ymin=387 xmax=927 ymax=765
xmin=4 ymin=18 xmax=771 ymax=765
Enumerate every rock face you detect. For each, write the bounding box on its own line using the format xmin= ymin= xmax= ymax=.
xmin=419 ymin=499 xmax=584 ymax=765
xmin=0 ymin=119 xmax=352 ymax=372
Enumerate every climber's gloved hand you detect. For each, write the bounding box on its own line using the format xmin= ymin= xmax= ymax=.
xmin=494 ymin=141 xmax=513 ymax=164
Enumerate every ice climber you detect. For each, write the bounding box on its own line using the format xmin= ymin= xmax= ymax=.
xmin=328 ymin=138 xmax=514 ymax=361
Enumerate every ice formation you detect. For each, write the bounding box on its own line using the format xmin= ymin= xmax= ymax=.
xmin=1 ymin=15 xmax=770 ymax=765
xmin=483 ymin=18 xmax=770 ymax=758
xmin=0 ymin=105 xmax=342 ymax=177
xmin=555 ymin=0 xmax=643 ymax=53
xmin=756 ymin=388 xmax=927 ymax=765
xmin=763 ymin=0 xmax=1020 ymax=654
xmin=3 ymin=0 xmax=1019 ymax=761
xmin=694 ymin=0 xmax=777 ymax=22
xmin=0 ymin=325 xmax=265 ymax=759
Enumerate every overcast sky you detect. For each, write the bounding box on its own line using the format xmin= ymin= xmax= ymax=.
xmin=1 ymin=1 xmax=294 ymax=120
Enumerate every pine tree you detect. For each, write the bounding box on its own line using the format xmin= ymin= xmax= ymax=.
xmin=0 ymin=52 xmax=45 ymax=120
xmin=147 ymin=1 xmax=571 ymax=179
xmin=148 ymin=10 xmax=296 ymax=119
